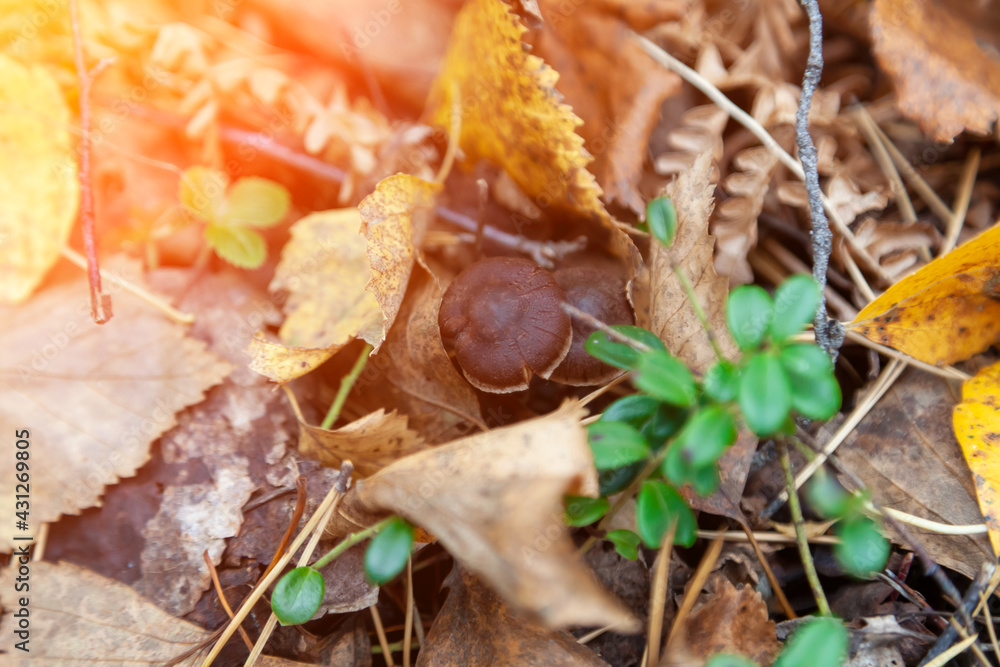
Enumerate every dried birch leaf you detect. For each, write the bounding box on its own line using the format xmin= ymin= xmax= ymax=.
xmin=0 ymin=562 xmax=209 ymax=664
xmin=270 ymin=209 xmax=384 ymax=350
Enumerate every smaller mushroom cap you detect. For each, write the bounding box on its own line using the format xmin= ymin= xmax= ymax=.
xmin=439 ymin=257 xmax=572 ymax=393
xmin=549 ymin=267 xmax=635 ymax=386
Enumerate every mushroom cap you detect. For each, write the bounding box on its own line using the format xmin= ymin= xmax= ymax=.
xmin=549 ymin=267 xmax=635 ymax=386
xmin=439 ymin=257 xmax=572 ymax=393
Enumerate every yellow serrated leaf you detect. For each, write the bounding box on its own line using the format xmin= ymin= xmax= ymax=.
xmin=425 ymin=0 xmax=605 ymax=222
xmin=954 ymin=360 xmax=1000 ymax=557
xmin=850 ymin=223 xmax=1000 ymax=366
xmin=0 ymin=55 xmax=78 ymax=303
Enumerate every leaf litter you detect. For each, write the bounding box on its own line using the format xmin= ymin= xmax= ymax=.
xmin=3 ymin=0 xmax=1000 ymax=664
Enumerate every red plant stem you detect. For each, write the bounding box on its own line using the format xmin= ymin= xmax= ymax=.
xmin=69 ymin=0 xmax=111 ymax=324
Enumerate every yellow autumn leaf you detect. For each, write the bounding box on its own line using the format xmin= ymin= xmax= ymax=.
xmin=953 ymin=360 xmax=1000 ymax=557
xmin=247 ymin=334 xmax=336 ymax=384
xmin=0 ymin=55 xmax=79 ymax=303
xmin=360 ymin=174 xmax=442 ymax=351
xmin=849 ymin=223 xmax=1000 ymax=366
xmin=425 ymin=0 xmax=605 ymax=223
xmin=271 ymin=209 xmax=384 ymax=350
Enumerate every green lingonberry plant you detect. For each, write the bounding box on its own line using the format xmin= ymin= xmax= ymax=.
xmin=271 ymin=515 xmax=415 ymax=626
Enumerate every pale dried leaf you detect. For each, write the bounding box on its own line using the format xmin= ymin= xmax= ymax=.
xmin=0 ymin=561 xmax=209 ymax=665
xmin=338 ymin=401 xmax=638 ymax=631
xmin=0 ymin=262 xmax=230 ymax=551
xmin=247 ymin=334 xmax=336 ymax=384
xmin=299 ymin=409 xmax=428 ymax=478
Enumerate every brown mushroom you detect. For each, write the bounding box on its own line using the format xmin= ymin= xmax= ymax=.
xmin=438 ymin=257 xmax=572 ymax=393
xmin=549 ymin=267 xmax=635 ymax=386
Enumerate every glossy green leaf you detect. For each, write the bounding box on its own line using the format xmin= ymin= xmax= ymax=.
xmin=805 ymin=470 xmax=851 ymax=519
xmin=205 ymin=224 xmax=268 ymax=269
xmin=774 ymin=617 xmax=848 ymax=667
xmin=272 ymin=566 xmax=324 ymax=626
xmin=703 ymin=360 xmax=739 ymax=403
xmin=642 ymin=403 xmax=689 ymax=449
xmin=738 ymin=353 xmax=791 ymax=436
xmin=585 ymin=326 xmax=667 ymax=370
xmin=598 ymin=461 xmax=645 ymax=496
xmin=647 ymin=196 xmax=677 ymax=248
xmin=587 ymin=421 xmax=651 ymax=470
xmin=606 ymin=529 xmax=642 ymax=561
xmin=636 ymin=480 xmax=696 ymax=548
xmin=726 ymin=285 xmax=773 ymax=350
xmin=364 ymin=517 xmax=414 ymax=584
xmin=835 ymin=517 xmax=890 ymax=578
xmin=221 ymin=176 xmax=291 ymax=228
xmin=662 ymin=444 xmax=720 ymax=497
xmin=564 ymin=495 xmax=610 ymax=527
xmin=770 ymin=274 xmax=821 ymax=341
xmin=179 ymin=165 xmax=227 ymax=222
xmin=601 ymin=394 xmax=660 ymax=428
xmin=688 ymin=463 xmax=720 ymax=496
xmin=780 ymin=344 xmax=842 ymax=420
xmin=676 ymin=405 xmax=737 ymax=468
xmin=633 ymin=350 xmax=697 ymax=407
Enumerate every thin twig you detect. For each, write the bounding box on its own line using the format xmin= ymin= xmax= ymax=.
xmin=69 ymin=0 xmax=111 ymax=324
xmin=740 ymin=525 xmax=797 ymax=619
xmin=919 ymin=562 xmax=995 ymax=666
xmin=796 ymin=0 xmax=842 ymax=358
xmin=203 ymin=551 xmax=253 ymax=651
xmin=260 ymin=476 xmax=308 ymax=582
xmin=942 ymin=147 xmax=980 ymax=254
xmin=666 ymin=532 xmax=725 ymax=645
xmin=778 ymin=438 xmax=830 ymax=615
xmin=842 ymin=329 xmax=971 ymax=381
xmin=853 ymin=105 xmax=917 ymax=224
xmin=370 ymin=605 xmax=395 ymax=667
xmin=979 ymin=591 xmax=1000 ymax=661
xmin=561 ymin=303 xmax=652 ymax=352
xmin=646 ymin=521 xmax=677 ymax=667
xmin=60 ymin=247 xmax=195 ymax=324
xmin=321 ymin=343 xmax=373 ymax=430
xmin=403 ymin=558 xmax=415 ymax=667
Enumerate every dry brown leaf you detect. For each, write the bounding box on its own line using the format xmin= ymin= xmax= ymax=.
xmin=382 ymin=275 xmax=486 ymax=440
xmin=417 ymin=565 xmax=610 ymax=667
xmin=835 ymin=367 xmax=994 ymax=580
xmin=338 ymin=400 xmax=639 ymax=631
xmin=649 ymin=150 xmax=738 ymax=373
xmin=667 ymin=574 xmax=780 ymax=665
xmin=871 ymin=0 xmax=1000 ymax=142
xmin=531 ymin=0 xmax=683 ymax=214
xmin=247 ymin=334 xmax=337 ymax=384
xmin=0 ymin=55 xmax=78 ymax=303
xmin=654 ymin=104 xmax=729 ymax=176
xmin=298 ymin=408 xmax=427 ymax=478
xmin=270 ymin=209 xmax=383 ymax=350
xmin=360 ymin=174 xmax=442 ymax=351
xmin=842 ymin=218 xmax=941 ymax=282
xmin=0 ymin=561 xmax=209 ymax=664
xmin=0 ymin=262 xmax=230 ymax=551
xmin=711 ymin=146 xmax=780 ymax=285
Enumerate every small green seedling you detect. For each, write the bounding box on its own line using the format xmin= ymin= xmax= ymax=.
xmin=179 ymin=165 xmax=291 ymax=269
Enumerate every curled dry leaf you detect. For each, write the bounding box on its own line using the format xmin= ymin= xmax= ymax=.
xmin=711 ymin=146 xmax=779 ymax=285
xmin=0 ymin=561 xmax=209 ymax=665
xmin=849 ymin=223 xmax=1000 ymax=366
xmin=270 ymin=209 xmax=383 ymax=350
xmin=298 ymin=408 xmax=427 ymax=478
xmin=835 ymin=367 xmax=994 ymax=580
xmin=648 ymin=150 xmax=738 ymax=373
xmin=360 ymin=173 xmax=442 ymax=351
xmin=247 ymin=333 xmax=338 ymax=384
xmin=871 ymin=0 xmax=1000 ymax=142
xmin=654 ymin=104 xmax=729 ymax=176
xmin=0 ymin=55 xmax=78 ymax=303
xmin=840 ymin=218 xmax=941 ymax=282
xmin=336 ymin=400 xmax=639 ymax=631
xmin=0 ymin=260 xmax=231 ymax=551
xmin=531 ymin=0 xmax=683 ymax=214
xmin=667 ymin=574 xmax=780 ymax=665
xmin=953 ymin=360 xmax=1000 ymax=557
xmin=417 ymin=565 xmax=610 ymax=667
